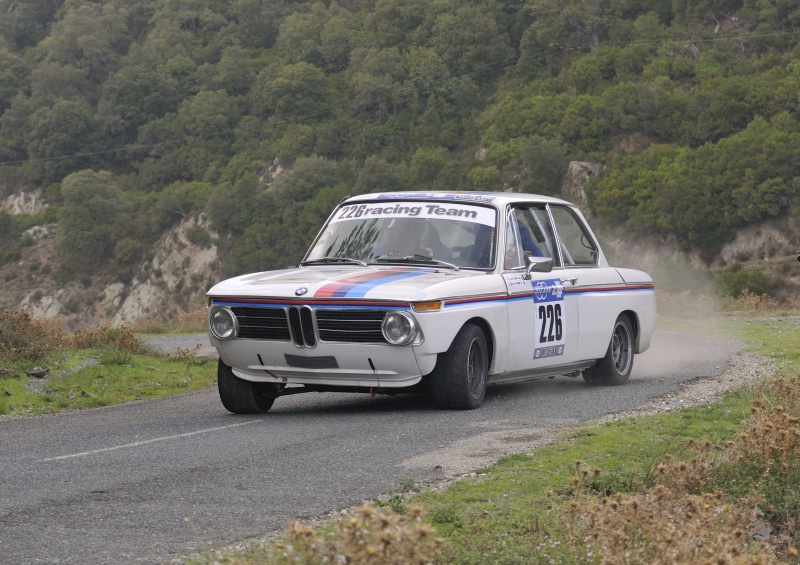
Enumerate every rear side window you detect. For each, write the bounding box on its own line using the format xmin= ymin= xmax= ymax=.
xmin=550 ymin=206 xmax=598 ymax=266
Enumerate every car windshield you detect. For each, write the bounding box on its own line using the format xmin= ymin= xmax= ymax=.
xmin=304 ymin=200 xmax=497 ymax=269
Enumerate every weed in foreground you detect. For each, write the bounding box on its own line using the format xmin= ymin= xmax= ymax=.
xmin=569 ymin=460 xmax=775 ymax=564
xmin=564 ymin=375 xmax=800 ymax=564
xmin=718 ymin=376 xmax=800 ymax=550
xmin=71 ymin=325 xmax=139 ymax=351
xmin=0 ymin=309 xmax=66 ymax=361
xmin=226 ymin=505 xmax=444 ymax=565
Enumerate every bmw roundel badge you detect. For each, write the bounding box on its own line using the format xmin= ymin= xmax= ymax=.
xmin=295 ymin=287 xmax=308 ymax=296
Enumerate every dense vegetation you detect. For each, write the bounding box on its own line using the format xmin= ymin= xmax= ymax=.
xmin=0 ymin=0 xmax=798 ymax=279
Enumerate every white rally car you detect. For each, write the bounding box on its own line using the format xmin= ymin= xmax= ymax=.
xmin=207 ymin=192 xmax=656 ymax=412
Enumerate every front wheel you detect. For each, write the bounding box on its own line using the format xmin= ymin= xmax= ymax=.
xmin=429 ymin=324 xmax=488 ymax=410
xmin=583 ymin=314 xmax=635 ymax=386
xmin=218 ymin=360 xmax=276 ymax=414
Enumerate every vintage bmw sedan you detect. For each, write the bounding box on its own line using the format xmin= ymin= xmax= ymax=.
xmin=207 ymin=192 xmax=656 ymax=413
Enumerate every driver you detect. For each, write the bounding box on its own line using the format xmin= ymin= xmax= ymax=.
xmin=370 ymin=219 xmax=449 ymax=260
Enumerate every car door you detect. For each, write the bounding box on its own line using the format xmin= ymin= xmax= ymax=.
xmin=549 ymin=205 xmax=625 ymax=362
xmin=502 ymin=205 xmax=579 ymax=372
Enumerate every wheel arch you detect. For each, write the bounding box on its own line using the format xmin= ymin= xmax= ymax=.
xmin=620 ymin=309 xmax=641 ymax=352
xmin=463 ymin=316 xmax=495 ymax=372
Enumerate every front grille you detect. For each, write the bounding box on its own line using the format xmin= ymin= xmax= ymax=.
xmin=288 ymin=306 xmax=316 ymax=347
xmin=231 ymin=307 xmax=290 ymax=340
xmin=229 ymin=305 xmax=389 ymax=345
xmin=316 ymin=310 xmax=387 ymax=343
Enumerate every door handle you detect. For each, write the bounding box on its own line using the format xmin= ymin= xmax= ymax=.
xmin=561 ymin=277 xmax=578 ymax=286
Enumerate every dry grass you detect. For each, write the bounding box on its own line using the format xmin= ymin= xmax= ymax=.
xmin=729 ymin=291 xmax=781 ymax=312
xmin=569 ymin=462 xmax=774 ymax=564
xmin=565 ymin=376 xmax=800 ymax=565
xmin=130 ymin=308 xmax=207 ymax=334
xmin=71 ymin=325 xmax=139 ymax=351
xmin=655 ymin=289 xmax=797 ymax=320
xmin=0 ymin=309 xmax=68 ymax=361
xmin=0 ymin=308 xmax=140 ymax=362
xmin=177 ymin=308 xmax=207 ymax=332
xmin=724 ymin=376 xmax=800 ymax=549
xmin=218 ymin=505 xmax=444 ymax=565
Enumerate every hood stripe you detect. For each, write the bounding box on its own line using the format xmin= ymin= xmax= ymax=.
xmin=315 ymin=270 xmax=431 ymax=298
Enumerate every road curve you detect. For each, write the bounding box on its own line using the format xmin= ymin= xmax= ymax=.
xmin=0 ymin=331 xmax=741 ymax=564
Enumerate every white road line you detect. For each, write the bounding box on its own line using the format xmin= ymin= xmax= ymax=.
xmin=40 ymin=420 xmax=261 ymax=462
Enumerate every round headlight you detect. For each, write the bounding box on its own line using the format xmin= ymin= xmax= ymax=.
xmin=381 ymin=311 xmax=418 ymax=345
xmin=210 ymin=307 xmax=238 ymax=339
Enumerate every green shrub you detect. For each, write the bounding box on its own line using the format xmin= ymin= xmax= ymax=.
xmin=714 ymin=264 xmax=770 ymax=298
xmin=185 ymin=225 xmax=212 ymax=248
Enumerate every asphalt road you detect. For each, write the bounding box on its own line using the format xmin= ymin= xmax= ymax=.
xmin=0 ymin=331 xmax=741 ymax=564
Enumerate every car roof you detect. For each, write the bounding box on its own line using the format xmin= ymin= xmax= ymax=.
xmin=344 ymin=191 xmax=576 ymax=208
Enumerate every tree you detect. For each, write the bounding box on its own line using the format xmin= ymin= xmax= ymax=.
xmin=25 ymin=100 xmax=96 ymax=183
xmin=176 ymin=90 xmax=241 ymax=138
xmin=430 ymin=4 xmax=514 ymax=76
xmin=347 ymin=47 xmax=405 ymax=116
xmin=55 ymin=170 xmax=131 ymax=273
xmin=320 ymin=14 xmax=354 ymax=72
xmin=0 ymin=0 xmax=62 ymax=49
xmin=408 ymin=145 xmax=450 ymax=187
xmin=365 ymin=0 xmax=428 ymax=49
xmin=97 ymin=63 xmax=181 ymax=142
xmin=196 ymin=45 xmax=255 ymax=95
xmin=354 ymin=156 xmax=406 ymax=194
xmin=0 ymin=47 xmax=28 ymax=115
xmin=28 ymin=62 xmax=91 ymax=107
xmin=526 ymin=0 xmax=616 ymax=51
xmin=228 ymin=0 xmax=287 ymax=49
xmin=520 ymin=135 xmax=569 ymax=195
xmin=38 ymin=2 xmax=131 ymax=86
xmin=259 ymin=62 xmax=330 ymax=121
xmin=275 ymin=2 xmax=330 ymax=65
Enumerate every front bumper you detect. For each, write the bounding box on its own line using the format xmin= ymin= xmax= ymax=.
xmin=212 ymin=337 xmax=427 ymax=388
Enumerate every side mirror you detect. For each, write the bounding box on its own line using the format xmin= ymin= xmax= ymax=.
xmin=523 ymin=255 xmax=553 ymax=280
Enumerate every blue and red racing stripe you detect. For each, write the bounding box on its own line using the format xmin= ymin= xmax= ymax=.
xmin=314 ymin=270 xmax=430 ymax=298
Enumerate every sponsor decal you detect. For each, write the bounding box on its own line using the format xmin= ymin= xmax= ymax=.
xmin=532 ymin=278 xmax=566 ymax=359
xmin=534 ymin=344 xmax=565 ymax=359
xmin=533 ymin=279 xmax=564 ymax=302
xmin=373 ymin=192 xmax=496 ymax=203
xmin=330 ymin=202 xmax=495 ymax=227
xmin=503 ymin=274 xmax=527 ymax=288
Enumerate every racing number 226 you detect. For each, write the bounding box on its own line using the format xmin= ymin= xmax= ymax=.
xmin=538 ymin=304 xmax=562 ymax=343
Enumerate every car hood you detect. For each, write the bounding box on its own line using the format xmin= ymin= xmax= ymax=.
xmin=207 ymin=265 xmax=495 ymax=302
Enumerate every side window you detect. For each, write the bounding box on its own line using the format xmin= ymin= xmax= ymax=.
xmin=510 ymin=205 xmax=561 ymax=267
xmin=549 ymin=206 xmax=598 ymax=266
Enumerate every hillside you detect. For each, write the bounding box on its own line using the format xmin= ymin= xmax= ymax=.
xmin=1 ymin=0 xmax=799 ymax=324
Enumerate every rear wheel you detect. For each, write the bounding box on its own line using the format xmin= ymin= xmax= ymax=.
xmin=583 ymin=314 xmax=634 ymax=386
xmin=218 ymin=360 xmax=276 ymax=414
xmin=429 ymin=324 xmax=488 ymax=410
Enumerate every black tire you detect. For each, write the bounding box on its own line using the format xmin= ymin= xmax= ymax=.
xmin=583 ymin=314 xmax=634 ymax=386
xmin=429 ymin=324 xmax=488 ymax=410
xmin=217 ymin=360 xmax=276 ymax=414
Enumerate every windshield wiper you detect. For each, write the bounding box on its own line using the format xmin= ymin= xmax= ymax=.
xmin=375 ymin=254 xmax=460 ymax=271
xmin=302 ymin=256 xmax=367 ymax=266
